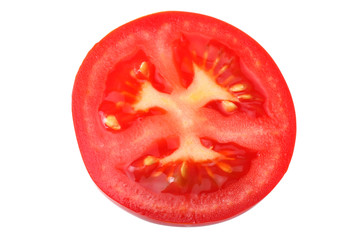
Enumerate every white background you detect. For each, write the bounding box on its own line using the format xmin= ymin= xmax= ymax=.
xmin=1 ymin=0 xmax=359 ymax=239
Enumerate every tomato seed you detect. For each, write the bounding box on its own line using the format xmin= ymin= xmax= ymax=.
xmin=217 ymin=162 xmax=233 ymax=173
xmin=238 ymin=94 xmax=252 ymax=100
xmin=221 ymin=100 xmax=238 ymax=112
xmin=229 ymin=83 xmax=246 ymax=92
xmin=143 ymin=156 xmax=158 ymax=166
xmin=139 ymin=61 xmax=150 ymax=78
xmin=180 ymin=161 xmax=188 ymax=178
xmin=104 ymin=115 xmax=121 ymax=130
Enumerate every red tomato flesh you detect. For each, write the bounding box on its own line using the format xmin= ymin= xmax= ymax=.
xmin=72 ymin=11 xmax=296 ymax=225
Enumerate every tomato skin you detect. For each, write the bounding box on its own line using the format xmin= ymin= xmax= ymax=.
xmin=72 ymin=11 xmax=296 ymax=225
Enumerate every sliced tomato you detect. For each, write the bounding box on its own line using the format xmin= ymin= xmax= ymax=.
xmin=72 ymin=11 xmax=296 ymax=225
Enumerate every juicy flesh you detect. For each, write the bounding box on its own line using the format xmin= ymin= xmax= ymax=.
xmin=98 ymin=33 xmax=265 ymax=194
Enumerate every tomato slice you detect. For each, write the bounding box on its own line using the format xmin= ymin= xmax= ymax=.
xmin=72 ymin=11 xmax=296 ymax=225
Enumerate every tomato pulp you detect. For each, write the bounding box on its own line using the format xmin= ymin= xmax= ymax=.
xmin=72 ymin=11 xmax=296 ymax=225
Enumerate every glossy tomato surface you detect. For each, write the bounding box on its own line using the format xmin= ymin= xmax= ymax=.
xmin=72 ymin=11 xmax=296 ymax=225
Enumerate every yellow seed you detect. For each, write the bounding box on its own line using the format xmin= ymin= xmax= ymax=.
xmin=124 ymin=80 xmax=134 ymax=87
xmin=221 ymin=100 xmax=238 ymax=112
xmin=238 ymin=94 xmax=252 ymax=100
xmin=217 ymin=162 xmax=233 ymax=173
xmin=217 ymin=65 xmax=229 ymax=75
xmin=191 ymin=50 xmax=197 ymax=58
xmin=143 ymin=156 xmax=158 ymax=166
xmin=104 ymin=115 xmax=121 ymax=130
xmin=205 ymin=167 xmax=214 ymax=179
xmin=130 ymin=69 xmax=136 ymax=78
xmin=115 ymin=101 xmax=124 ymax=108
xmin=221 ymin=75 xmax=234 ymax=85
xmin=151 ymin=171 xmax=163 ymax=177
xmin=120 ymin=91 xmax=136 ymax=98
xmin=202 ymin=50 xmax=208 ymax=66
xmin=180 ymin=161 xmax=188 ymax=178
xmin=139 ymin=61 xmax=150 ymax=78
xmin=212 ymin=57 xmax=220 ymax=70
xmin=229 ymin=83 xmax=246 ymax=92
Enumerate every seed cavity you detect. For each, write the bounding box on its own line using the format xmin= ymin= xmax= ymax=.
xmin=104 ymin=115 xmax=121 ymax=130
xmin=126 ymin=137 xmax=256 ymax=195
xmin=230 ymin=83 xmax=246 ymax=92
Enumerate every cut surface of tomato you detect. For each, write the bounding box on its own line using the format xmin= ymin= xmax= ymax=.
xmin=72 ymin=11 xmax=296 ymax=225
